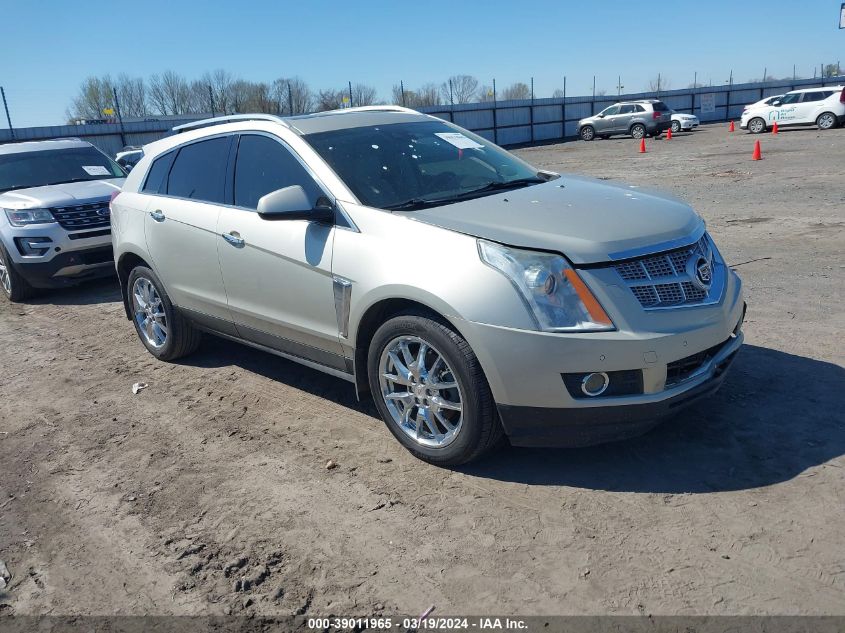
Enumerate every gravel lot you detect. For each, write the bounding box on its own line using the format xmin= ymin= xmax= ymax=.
xmin=1 ymin=124 xmax=843 ymax=617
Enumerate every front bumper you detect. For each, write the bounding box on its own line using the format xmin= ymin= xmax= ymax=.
xmin=0 ymin=222 xmax=114 ymax=289
xmin=453 ymin=267 xmax=745 ymax=447
xmin=678 ymin=118 xmax=699 ymax=130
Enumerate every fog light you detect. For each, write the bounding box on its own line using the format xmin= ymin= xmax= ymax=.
xmin=581 ymin=372 xmax=610 ymax=397
xmin=15 ymin=236 xmax=52 ymax=256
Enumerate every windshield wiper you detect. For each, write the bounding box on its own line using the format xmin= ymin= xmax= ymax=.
xmin=41 ymin=177 xmax=101 ymax=186
xmin=383 ymin=177 xmax=547 ymax=212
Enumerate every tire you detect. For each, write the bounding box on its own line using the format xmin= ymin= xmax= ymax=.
xmin=367 ymin=312 xmax=503 ymax=466
xmin=816 ymin=112 xmax=838 ymax=130
xmin=0 ymin=242 xmax=37 ymax=302
xmin=748 ymin=117 xmax=766 ymax=134
xmin=127 ymin=265 xmax=201 ymax=361
xmin=580 ymin=125 xmax=595 ymax=141
xmin=630 ymin=124 xmax=646 ymax=139
xmin=671 ymin=120 xmax=681 ymax=134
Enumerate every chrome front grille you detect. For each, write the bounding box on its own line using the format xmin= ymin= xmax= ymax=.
xmin=49 ymin=199 xmax=111 ymax=231
xmin=612 ymin=234 xmax=722 ymax=309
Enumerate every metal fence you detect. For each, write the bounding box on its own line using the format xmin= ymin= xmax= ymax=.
xmin=2 ymin=75 xmax=844 ymax=156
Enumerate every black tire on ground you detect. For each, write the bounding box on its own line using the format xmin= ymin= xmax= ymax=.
xmin=816 ymin=112 xmax=838 ymax=130
xmin=367 ymin=312 xmax=504 ymax=466
xmin=598 ymin=134 xmax=610 ymax=139
xmin=0 ymin=241 xmax=37 ymax=302
xmin=580 ymin=126 xmax=595 ymax=141
xmin=630 ymin=124 xmax=646 ymax=139
xmin=126 ymin=265 xmax=201 ymax=361
xmin=671 ymin=120 xmax=681 ymax=134
xmin=748 ymin=117 xmax=766 ymax=134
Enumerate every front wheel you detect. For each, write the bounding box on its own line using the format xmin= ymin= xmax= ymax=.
xmin=817 ymin=112 xmax=838 ymax=130
xmin=367 ymin=313 xmax=503 ymax=466
xmin=630 ymin=124 xmax=646 ymax=139
xmin=580 ymin=126 xmax=595 ymax=141
xmin=671 ymin=120 xmax=681 ymax=134
xmin=127 ymin=265 xmax=201 ymax=361
xmin=748 ymin=117 xmax=766 ymax=134
xmin=0 ymin=242 xmax=37 ymax=302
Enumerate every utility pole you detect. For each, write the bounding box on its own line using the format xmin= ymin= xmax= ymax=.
xmin=616 ymin=75 xmax=623 ymax=95
xmin=208 ymin=85 xmax=215 ymax=116
xmin=400 ymin=80 xmax=406 ymax=107
xmin=492 ymin=78 xmax=497 ymax=144
xmin=112 ymin=86 xmax=127 ymax=148
xmin=348 ymin=81 xmax=353 ymax=108
xmin=449 ymin=78 xmax=454 ymax=107
xmin=1 ymin=87 xmax=13 ymax=140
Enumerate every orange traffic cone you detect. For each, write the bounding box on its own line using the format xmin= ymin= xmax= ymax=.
xmin=639 ymin=138 xmax=646 ymax=153
xmin=772 ymin=121 xmax=779 ymax=134
xmin=666 ymin=128 xmax=672 ymax=140
xmin=729 ymin=121 xmax=735 ymax=132
xmin=752 ymin=140 xmax=762 ymax=161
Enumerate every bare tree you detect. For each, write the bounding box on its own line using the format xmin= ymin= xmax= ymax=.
xmin=552 ymin=88 xmax=566 ymax=98
xmin=148 ymin=71 xmax=192 ymax=115
xmin=201 ymin=69 xmax=236 ymax=114
xmin=68 ymin=76 xmax=114 ymax=120
xmin=501 ymin=82 xmax=531 ymax=100
xmin=271 ymin=77 xmax=313 ymax=114
xmin=316 ymin=88 xmax=346 ymax=112
xmin=114 ymin=74 xmax=147 ymax=117
xmin=350 ymin=83 xmax=378 ymax=107
xmin=647 ymin=76 xmax=671 ymax=92
xmin=392 ymin=82 xmax=440 ymax=108
xmin=823 ymin=63 xmax=840 ymax=78
xmin=440 ymin=75 xmax=479 ymax=104
xmin=478 ymin=85 xmax=495 ymax=102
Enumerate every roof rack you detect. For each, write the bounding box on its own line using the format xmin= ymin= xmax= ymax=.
xmin=172 ymin=114 xmax=288 ymax=134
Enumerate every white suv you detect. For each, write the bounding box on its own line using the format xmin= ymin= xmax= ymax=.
xmin=741 ymin=86 xmax=845 ymax=133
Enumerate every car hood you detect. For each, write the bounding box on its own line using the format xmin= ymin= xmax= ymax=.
xmin=406 ymin=175 xmax=703 ymax=264
xmin=0 ymin=178 xmax=124 ymax=209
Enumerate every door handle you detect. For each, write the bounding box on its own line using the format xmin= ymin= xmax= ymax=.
xmin=222 ymin=232 xmax=245 ymax=248
xmin=149 ymin=210 xmax=165 ymax=222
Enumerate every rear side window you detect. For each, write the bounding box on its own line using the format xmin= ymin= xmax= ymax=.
xmin=619 ymin=105 xmax=635 ymax=114
xmin=651 ymin=101 xmax=669 ymax=112
xmin=142 ymin=150 xmax=175 ymax=193
xmin=801 ymin=92 xmax=826 ymax=102
xmin=233 ymin=134 xmax=322 ymax=210
xmin=634 ymin=104 xmax=646 ymax=112
xmin=166 ymin=136 xmax=231 ymax=203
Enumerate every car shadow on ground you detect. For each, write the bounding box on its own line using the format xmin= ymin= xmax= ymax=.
xmin=184 ymin=335 xmax=844 ymax=495
xmin=463 ymin=344 xmax=845 ymax=493
xmin=24 ymin=275 xmax=121 ymax=306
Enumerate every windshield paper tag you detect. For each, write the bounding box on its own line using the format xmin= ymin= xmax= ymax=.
xmin=82 ymin=165 xmax=110 ymax=176
xmin=434 ymin=132 xmax=484 ymax=150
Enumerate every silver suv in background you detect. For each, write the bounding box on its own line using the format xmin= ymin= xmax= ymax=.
xmin=112 ymin=108 xmax=744 ymax=466
xmin=578 ymin=99 xmax=672 ymax=141
xmin=0 ymin=139 xmax=125 ymax=301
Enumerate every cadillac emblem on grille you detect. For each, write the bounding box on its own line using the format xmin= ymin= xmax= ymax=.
xmin=688 ymin=254 xmax=713 ymax=291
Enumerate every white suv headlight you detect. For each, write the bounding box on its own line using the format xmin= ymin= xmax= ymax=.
xmin=478 ymin=240 xmax=615 ymax=332
xmin=4 ymin=208 xmax=56 ymax=227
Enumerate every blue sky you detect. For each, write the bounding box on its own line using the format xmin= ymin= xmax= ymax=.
xmin=3 ymin=0 xmax=843 ymax=127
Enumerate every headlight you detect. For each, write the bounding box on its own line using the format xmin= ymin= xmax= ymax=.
xmin=478 ymin=240 xmax=614 ymax=332
xmin=4 ymin=208 xmax=56 ymax=227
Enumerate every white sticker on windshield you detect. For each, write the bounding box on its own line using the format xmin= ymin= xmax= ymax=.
xmin=82 ymin=165 xmax=110 ymax=176
xmin=434 ymin=132 xmax=484 ymax=150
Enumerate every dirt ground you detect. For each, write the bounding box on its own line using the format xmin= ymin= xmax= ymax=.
xmin=1 ymin=124 xmax=843 ymax=618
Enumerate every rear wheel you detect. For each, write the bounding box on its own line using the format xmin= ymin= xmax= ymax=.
xmin=817 ymin=112 xmax=838 ymax=130
xmin=580 ymin=126 xmax=595 ymax=141
xmin=367 ymin=313 xmax=503 ymax=466
xmin=630 ymin=124 xmax=646 ymax=139
xmin=748 ymin=117 xmax=766 ymax=134
xmin=127 ymin=265 xmax=201 ymax=361
xmin=0 ymin=242 xmax=37 ymax=302
xmin=671 ymin=120 xmax=681 ymax=134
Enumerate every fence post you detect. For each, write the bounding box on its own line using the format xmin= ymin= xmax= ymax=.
xmin=348 ymin=81 xmax=354 ymax=108
xmin=288 ymin=81 xmax=294 ymax=115
xmin=591 ymin=76 xmax=596 ymax=115
xmin=492 ymin=78 xmax=498 ymax=145
xmin=1 ymin=87 xmax=14 ymax=140
xmin=529 ymin=77 xmax=534 ymax=144
xmin=400 ymin=80 xmax=406 ymax=107
xmin=111 ymin=86 xmax=127 ymax=148
xmin=561 ymin=76 xmax=566 ymax=141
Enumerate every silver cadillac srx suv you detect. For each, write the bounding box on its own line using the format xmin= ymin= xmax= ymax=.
xmin=0 ymin=139 xmax=125 ymax=301
xmin=112 ymin=107 xmax=745 ymax=466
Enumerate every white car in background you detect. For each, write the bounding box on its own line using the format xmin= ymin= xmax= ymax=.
xmin=670 ymin=111 xmax=699 ymax=133
xmin=740 ymin=86 xmax=845 ymax=133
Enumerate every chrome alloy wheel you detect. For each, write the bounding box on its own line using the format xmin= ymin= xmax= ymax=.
xmin=818 ymin=112 xmax=836 ymax=129
xmin=132 ymin=277 xmax=168 ymax=349
xmin=378 ymin=335 xmax=463 ymax=448
xmin=0 ymin=255 xmax=10 ymax=296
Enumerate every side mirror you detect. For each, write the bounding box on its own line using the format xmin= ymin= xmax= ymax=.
xmin=123 ymin=163 xmax=133 ymax=173
xmin=772 ymin=101 xmax=782 ymax=106
xmin=596 ymin=113 xmax=605 ymax=118
xmin=257 ymin=185 xmax=334 ymax=222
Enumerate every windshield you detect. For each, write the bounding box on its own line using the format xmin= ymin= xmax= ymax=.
xmin=0 ymin=146 xmax=125 ymax=193
xmin=304 ymin=120 xmax=541 ymax=210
